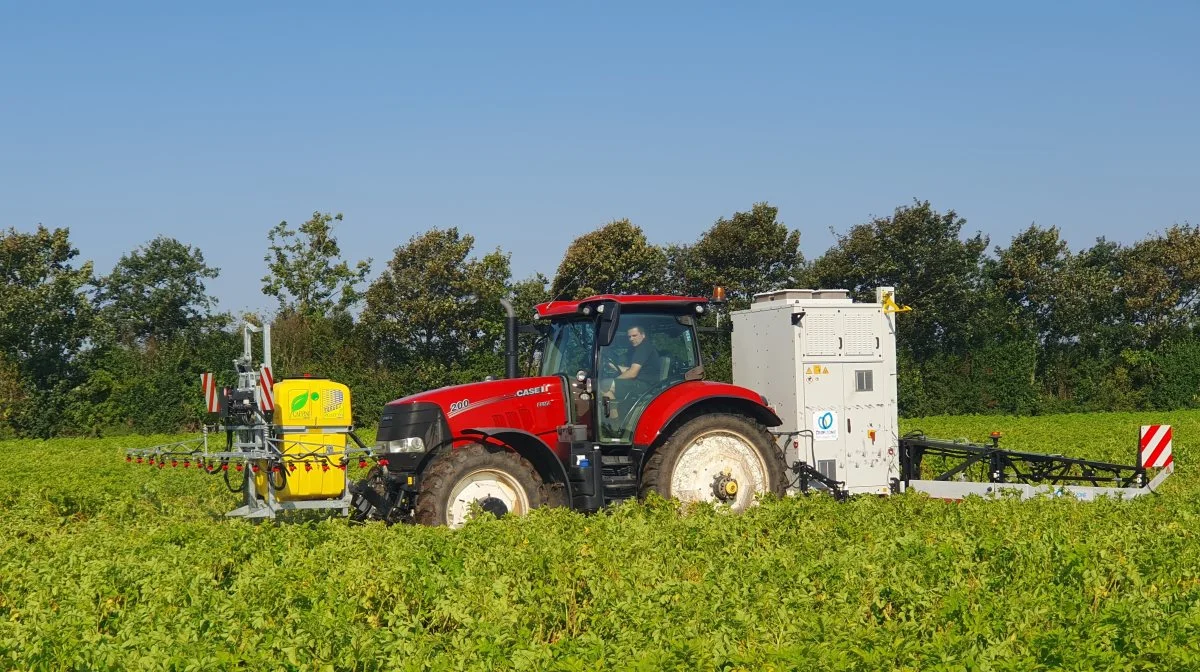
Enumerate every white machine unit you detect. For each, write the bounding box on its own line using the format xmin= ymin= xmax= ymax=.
xmin=731 ymin=287 xmax=901 ymax=495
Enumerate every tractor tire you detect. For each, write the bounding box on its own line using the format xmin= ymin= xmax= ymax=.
xmin=413 ymin=443 xmax=548 ymax=528
xmin=641 ymin=412 xmax=785 ymax=512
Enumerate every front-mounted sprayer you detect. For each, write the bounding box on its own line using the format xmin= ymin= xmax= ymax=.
xmin=125 ymin=319 xmax=379 ymax=519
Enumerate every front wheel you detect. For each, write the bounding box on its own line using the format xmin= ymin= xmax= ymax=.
xmin=641 ymin=413 xmax=784 ymax=512
xmin=413 ymin=444 xmax=547 ymax=527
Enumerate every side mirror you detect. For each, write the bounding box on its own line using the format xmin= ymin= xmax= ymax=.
xmin=596 ymin=301 xmax=622 ymax=347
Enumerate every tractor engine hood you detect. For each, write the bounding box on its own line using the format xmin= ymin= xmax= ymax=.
xmin=376 ymin=376 xmax=568 ymax=469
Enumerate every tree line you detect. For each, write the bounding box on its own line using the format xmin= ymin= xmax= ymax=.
xmin=2 ymin=201 xmax=1197 ymax=437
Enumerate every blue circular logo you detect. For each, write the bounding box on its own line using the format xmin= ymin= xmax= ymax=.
xmin=818 ymin=412 xmax=834 ymax=430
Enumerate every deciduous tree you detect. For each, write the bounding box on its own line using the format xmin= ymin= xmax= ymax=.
xmin=806 ymin=201 xmax=988 ymax=361
xmin=684 ymin=203 xmax=804 ymax=308
xmin=96 ymin=236 xmax=220 ymax=344
xmin=550 ymin=219 xmax=666 ymax=300
xmin=0 ymin=225 xmax=93 ymax=435
xmin=262 ymin=212 xmax=371 ymax=317
xmin=363 ymin=228 xmax=511 ymax=376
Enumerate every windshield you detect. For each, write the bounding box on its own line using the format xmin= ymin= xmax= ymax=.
xmin=539 ymin=319 xmax=595 ymax=378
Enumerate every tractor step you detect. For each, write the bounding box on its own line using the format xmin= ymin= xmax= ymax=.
xmin=566 ymin=443 xmax=642 ymax=512
xmin=600 ymin=449 xmax=639 ymax=506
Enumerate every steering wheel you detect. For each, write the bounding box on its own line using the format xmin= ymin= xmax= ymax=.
xmin=601 ymin=356 xmax=620 ymax=374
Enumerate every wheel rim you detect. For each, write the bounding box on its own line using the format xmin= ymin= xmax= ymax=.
xmin=446 ymin=468 xmax=531 ymax=528
xmin=669 ymin=429 xmax=770 ymax=511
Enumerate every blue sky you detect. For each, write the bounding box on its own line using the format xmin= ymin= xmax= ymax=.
xmin=2 ymin=1 xmax=1196 ymax=315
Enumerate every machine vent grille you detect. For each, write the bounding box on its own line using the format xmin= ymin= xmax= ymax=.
xmin=844 ymin=313 xmax=877 ymax=356
xmin=805 ymin=313 xmax=840 ymax=355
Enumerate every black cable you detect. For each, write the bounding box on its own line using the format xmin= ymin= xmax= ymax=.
xmin=223 ymin=463 xmax=248 ymax=493
xmin=770 ymin=429 xmax=816 ymax=491
xmin=270 ymin=462 xmax=287 ymax=490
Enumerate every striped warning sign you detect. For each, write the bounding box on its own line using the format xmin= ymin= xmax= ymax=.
xmin=201 ymin=372 xmax=218 ymax=413
xmin=1140 ymin=425 xmax=1173 ymax=468
xmin=258 ymin=365 xmax=275 ymax=412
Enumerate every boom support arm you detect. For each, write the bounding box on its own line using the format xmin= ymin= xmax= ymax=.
xmin=899 ymin=433 xmax=1173 ymax=501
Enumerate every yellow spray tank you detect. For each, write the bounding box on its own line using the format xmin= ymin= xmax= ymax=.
xmin=255 ymin=376 xmax=353 ymax=501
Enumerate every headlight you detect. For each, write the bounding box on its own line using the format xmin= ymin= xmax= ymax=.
xmin=375 ymin=437 xmax=426 ymax=453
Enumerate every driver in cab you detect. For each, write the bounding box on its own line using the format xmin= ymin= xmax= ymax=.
xmin=602 ymin=324 xmax=660 ymax=416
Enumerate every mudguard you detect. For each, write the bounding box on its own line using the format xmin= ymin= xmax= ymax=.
xmin=632 ymin=381 xmax=782 ymax=448
xmin=458 ymin=427 xmax=571 ymax=496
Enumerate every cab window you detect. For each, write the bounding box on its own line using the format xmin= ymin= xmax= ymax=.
xmin=597 ymin=312 xmax=701 ymax=442
xmin=539 ymin=319 xmax=595 ymax=378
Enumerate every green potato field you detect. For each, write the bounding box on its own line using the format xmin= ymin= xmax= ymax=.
xmin=1 ymin=410 xmax=1196 ymax=671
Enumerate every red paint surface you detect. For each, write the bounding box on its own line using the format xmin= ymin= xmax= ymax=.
xmin=633 ymin=380 xmax=777 ymax=446
xmin=535 ymin=294 xmax=710 ymax=318
xmin=387 ymin=376 xmax=569 ymax=457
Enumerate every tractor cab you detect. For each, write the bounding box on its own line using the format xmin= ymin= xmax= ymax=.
xmin=535 ymin=295 xmax=708 ymax=444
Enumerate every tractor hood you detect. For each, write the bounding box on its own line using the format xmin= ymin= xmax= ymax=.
xmin=378 ymin=376 xmax=569 ymax=465
xmin=388 ymin=375 xmax=565 ymax=420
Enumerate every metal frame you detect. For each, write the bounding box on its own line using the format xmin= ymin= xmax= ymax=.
xmin=899 ymin=433 xmax=1172 ymax=501
xmin=126 ymin=426 xmax=377 ymax=519
xmin=124 ymin=320 xmax=380 ymax=519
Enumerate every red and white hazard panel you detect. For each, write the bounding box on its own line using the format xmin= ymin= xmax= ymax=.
xmin=258 ymin=365 xmax=275 ymax=412
xmin=201 ymin=372 xmax=219 ymax=413
xmin=1140 ymin=425 xmax=1173 ymax=468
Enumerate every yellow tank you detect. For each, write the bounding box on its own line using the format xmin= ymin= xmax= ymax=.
xmin=255 ymin=376 xmax=353 ymax=501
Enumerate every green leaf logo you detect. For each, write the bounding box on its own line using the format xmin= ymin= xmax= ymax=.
xmin=291 ymin=392 xmax=309 ymax=413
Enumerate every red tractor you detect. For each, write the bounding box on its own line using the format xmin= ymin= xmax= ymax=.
xmin=352 ymin=293 xmax=786 ymax=526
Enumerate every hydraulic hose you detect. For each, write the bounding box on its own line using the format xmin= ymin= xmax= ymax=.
xmin=270 ymin=462 xmax=287 ymax=491
xmin=223 ymin=463 xmax=249 ymax=494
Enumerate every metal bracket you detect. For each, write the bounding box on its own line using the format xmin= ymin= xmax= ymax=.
xmin=881 ymin=292 xmax=912 ymax=315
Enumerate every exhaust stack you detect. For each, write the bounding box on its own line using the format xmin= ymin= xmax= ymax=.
xmin=500 ymin=299 xmax=518 ymax=379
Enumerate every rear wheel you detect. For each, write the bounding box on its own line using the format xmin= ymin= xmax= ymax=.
xmin=414 ymin=444 xmax=547 ymax=527
xmin=641 ymin=413 xmax=784 ymax=512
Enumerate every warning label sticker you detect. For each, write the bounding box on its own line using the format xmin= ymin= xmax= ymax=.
xmin=804 ymin=364 xmax=832 ymax=384
xmin=813 ymin=410 xmax=839 ymax=441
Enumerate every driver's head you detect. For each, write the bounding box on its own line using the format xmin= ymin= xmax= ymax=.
xmin=627 ymin=325 xmax=646 ymax=347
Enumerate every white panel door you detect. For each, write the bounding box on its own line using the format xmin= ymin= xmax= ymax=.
xmin=841 ymin=362 xmax=893 ymax=494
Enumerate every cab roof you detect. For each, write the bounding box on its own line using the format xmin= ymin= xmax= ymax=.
xmin=535 ymin=294 xmax=711 ymax=319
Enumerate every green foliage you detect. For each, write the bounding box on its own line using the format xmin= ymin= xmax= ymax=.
xmin=510 ymin=274 xmax=552 ymax=376
xmin=902 ymin=341 xmax=1039 ymax=417
xmin=1115 ymin=224 xmax=1200 ymax=347
xmin=4 ymin=200 xmax=1199 ymax=435
xmin=550 ymin=219 xmax=667 ymax=300
xmin=677 ymin=203 xmax=804 ymax=308
xmin=95 ymin=236 xmax=220 ymax=344
xmin=64 ymin=329 xmax=243 ymax=435
xmin=262 ymin=212 xmax=372 ymax=317
xmin=807 ymin=200 xmax=989 ymax=362
xmin=1 ymin=410 xmax=1197 ymax=669
xmin=1150 ymin=339 xmax=1200 ymax=410
xmin=363 ymin=228 xmax=512 ymax=379
xmin=0 ymin=226 xmax=94 ymax=437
